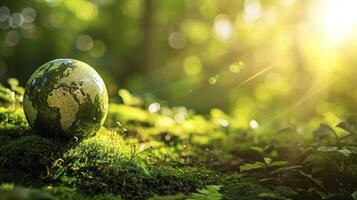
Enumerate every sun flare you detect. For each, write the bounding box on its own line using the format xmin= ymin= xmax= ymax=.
xmin=319 ymin=0 xmax=357 ymax=42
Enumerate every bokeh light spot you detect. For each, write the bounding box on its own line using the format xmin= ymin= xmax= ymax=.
xmin=214 ymin=14 xmax=233 ymax=41
xmin=47 ymin=12 xmax=65 ymax=29
xmin=218 ymin=119 xmax=229 ymax=127
xmin=0 ymin=6 xmax=10 ymax=22
xmin=90 ymin=40 xmax=107 ymax=58
xmin=208 ymin=75 xmax=220 ymax=85
xmin=182 ymin=20 xmax=210 ymax=44
xmin=5 ymin=30 xmax=20 ymax=46
xmin=174 ymin=112 xmax=186 ymax=123
xmin=244 ymin=0 xmax=263 ymax=22
xmin=9 ymin=13 xmax=24 ymax=28
xmin=76 ymin=35 xmax=94 ymax=51
xmin=168 ymin=32 xmax=186 ymax=49
xmin=265 ymin=72 xmax=282 ymax=90
xmin=229 ymin=61 xmax=245 ymax=73
xmin=148 ymin=102 xmax=160 ymax=113
xmin=183 ymin=56 xmax=202 ymax=76
xmin=22 ymin=7 xmax=36 ymax=23
xmin=249 ymin=119 xmax=259 ymax=129
xmin=65 ymin=0 xmax=98 ymax=21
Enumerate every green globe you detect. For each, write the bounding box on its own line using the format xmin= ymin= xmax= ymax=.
xmin=23 ymin=59 xmax=109 ymax=138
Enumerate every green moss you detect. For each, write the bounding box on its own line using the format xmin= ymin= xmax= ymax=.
xmin=47 ymin=129 xmax=211 ymax=199
xmin=0 ymin=95 xmax=356 ymax=200
xmin=0 ymin=109 xmax=210 ymax=199
xmin=0 ymin=109 xmax=29 ymax=136
xmin=0 ymin=184 xmax=122 ymax=200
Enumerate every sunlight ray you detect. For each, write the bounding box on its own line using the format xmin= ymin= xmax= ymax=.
xmin=237 ymin=63 xmax=277 ymax=87
xmin=260 ymin=77 xmax=336 ymax=128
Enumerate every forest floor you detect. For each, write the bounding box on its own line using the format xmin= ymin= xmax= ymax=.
xmin=0 ymin=86 xmax=356 ymax=200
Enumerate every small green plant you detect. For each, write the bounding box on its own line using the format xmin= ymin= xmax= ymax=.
xmin=240 ymin=157 xmax=288 ymax=173
xmin=128 ymin=144 xmax=153 ymax=163
xmin=187 ymin=185 xmax=222 ymax=200
xmin=304 ymin=120 xmax=357 ymax=175
xmin=337 ymin=116 xmax=357 ymax=140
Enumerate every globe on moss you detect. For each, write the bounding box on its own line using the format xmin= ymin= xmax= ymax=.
xmin=23 ymin=59 xmax=109 ymax=138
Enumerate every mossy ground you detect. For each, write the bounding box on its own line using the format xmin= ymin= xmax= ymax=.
xmin=0 ymin=91 xmax=357 ymax=199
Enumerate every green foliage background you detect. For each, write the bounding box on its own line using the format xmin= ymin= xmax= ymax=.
xmin=0 ymin=0 xmax=356 ymax=118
